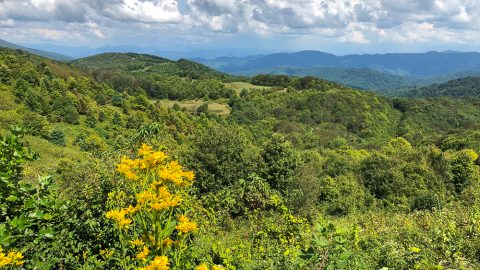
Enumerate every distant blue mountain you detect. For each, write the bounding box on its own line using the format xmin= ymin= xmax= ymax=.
xmin=22 ymin=43 xmax=275 ymax=60
xmin=195 ymin=50 xmax=480 ymax=77
xmin=0 ymin=38 xmax=72 ymax=61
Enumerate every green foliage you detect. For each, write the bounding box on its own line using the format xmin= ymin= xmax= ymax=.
xmin=75 ymin=132 xmax=107 ymax=154
xmin=298 ymin=223 xmax=364 ymax=269
xmin=71 ymin=53 xmax=237 ymax=100
xmin=21 ymin=111 xmax=50 ymax=137
xmin=2 ymin=47 xmax=480 ymax=269
xmin=196 ymin=103 xmax=208 ymax=115
xmin=261 ymin=134 xmax=300 ymax=192
xmin=402 ymin=76 xmax=480 ymax=98
xmin=0 ymin=128 xmax=38 ymax=218
xmin=251 ymin=74 xmax=345 ymax=90
xmin=46 ymin=128 xmax=66 ymax=146
xmin=187 ymin=123 xmax=261 ymax=193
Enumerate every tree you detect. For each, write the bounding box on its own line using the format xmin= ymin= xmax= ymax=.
xmin=112 ymin=112 xmax=122 ymax=126
xmin=261 ymin=134 xmax=300 ymax=192
xmin=48 ymin=128 xmax=66 ymax=146
xmin=188 ymin=124 xmax=261 ymax=192
xmin=196 ymin=103 xmax=208 ymax=115
xmin=61 ymin=105 xmax=80 ymax=124
xmin=86 ymin=110 xmax=97 ymax=128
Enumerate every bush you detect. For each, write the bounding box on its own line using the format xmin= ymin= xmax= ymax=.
xmin=47 ymin=128 xmax=66 ymax=146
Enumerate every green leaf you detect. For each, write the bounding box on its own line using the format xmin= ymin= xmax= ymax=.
xmin=6 ymin=195 xmax=18 ymax=202
xmin=10 ymin=215 xmax=28 ymax=230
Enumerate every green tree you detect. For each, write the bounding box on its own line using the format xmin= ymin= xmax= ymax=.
xmin=196 ymin=103 xmax=209 ymax=115
xmin=188 ymin=124 xmax=261 ymax=192
xmin=48 ymin=128 xmax=66 ymax=146
xmin=86 ymin=110 xmax=97 ymax=128
xmin=261 ymin=134 xmax=300 ymax=192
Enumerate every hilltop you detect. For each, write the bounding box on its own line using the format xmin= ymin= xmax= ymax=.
xmin=71 ymin=52 xmax=230 ymax=80
xmin=70 ymin=52 xmax=237 ymax=100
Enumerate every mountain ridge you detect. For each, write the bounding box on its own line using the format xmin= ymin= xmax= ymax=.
xmin=194 ymin=50 xmax=480 ymax=77
xmin=0 ymin=38 xmax=73 ymax=61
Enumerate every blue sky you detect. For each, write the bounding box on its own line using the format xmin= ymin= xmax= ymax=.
xmin=1 ymin=0 xmax=480 ymax=54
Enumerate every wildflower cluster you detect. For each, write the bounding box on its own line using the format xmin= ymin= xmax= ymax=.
xmin=0 ymin=247 xmax=24 ymax=268
xmin=106 ymin=144 xmax=200 ymax=269
xmin=176 ymin=215 xmax=198 ymax=234
xmin=139 ymin=256 xmax=169 ymax=270
xmin=196 ymin=263 xmax=224 ymax=270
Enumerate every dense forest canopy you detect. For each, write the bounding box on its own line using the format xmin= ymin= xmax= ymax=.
xmin=399 ymin=76 xmax=480 ymax=98
xmin=1 ymin=47 xmax=480 ymax=269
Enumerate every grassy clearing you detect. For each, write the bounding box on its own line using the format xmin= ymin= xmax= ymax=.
xmin=225 ymin=82 xmax=273 ymax=94
xmin=156 ymin=99 xmax=230 ymax=115
xmin=23 ymin=134 xmax=90 ymax=182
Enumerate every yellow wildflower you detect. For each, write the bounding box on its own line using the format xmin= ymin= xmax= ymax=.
xmin=0 ymin=248 xmax=24 ymax=267
xmin=125 ymin=205 xmax=137 ymax=214
xmin=175 ymin=215 xmax=197 ymax=234
xmin=137 ymin=190 xmax=156 ymax=206
xmin=117 ymin=156 xmax=140 ymax=180
xmin=138 ymin=144 xmax=153 ymax=156
xmin=130 ymin=239 xmax=145 ymax=246
xmin=99 ymin=249 xmax=114 ymax=259
xmin=409 ymin=247 xmax=421 ymax=253
xmin=137 ymin=246 xmax=150 ymax=260
xmin=162 ymin=238 xmax=173 ymax=248
xmin=463 ymin=149 xmax=479 ymax=161
xmin=157 ymin=160 xmax=190 ymax=186
xmin=146 ymin=151 xmax=167 ymax=166
xmin=151 ymin=199 xmax=180 ymax=211
xmin=183 ymin=170 xmax=195 ymax=182
xmin=106 ymin=209 xmax=132 ymax=229
xmin=139 ymin=256 xmax=169 ymax=270
xmin=212 ymin=265 xmax=224 ymax=270
xmin=196 ymin=263 xmax=209 ymax=270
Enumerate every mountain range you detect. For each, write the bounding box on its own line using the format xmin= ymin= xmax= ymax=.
xmin=193 ymin=51 xmax=480 ymax=92
xmin=193 ymin=50 xmax=480 ymax=77
xmin=22 ymin=43 xmax=276 ymax=60
xmin=3 ymin=37 xmax=480 ymax=95
xmin=0 ymin=38 xmax=72 ymax=61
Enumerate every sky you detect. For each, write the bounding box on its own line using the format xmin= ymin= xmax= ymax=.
xmin=1 ymin=0 xmax=480 ymax=55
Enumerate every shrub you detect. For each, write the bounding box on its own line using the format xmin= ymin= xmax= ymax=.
xmin=47 ymin=128 xmax=66 ymax=146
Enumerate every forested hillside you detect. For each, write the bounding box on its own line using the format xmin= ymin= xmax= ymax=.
xmin=196 ymin=51 xmax=480 ymax=93
xmin=70 ymin=53 xmax=236 ymax=100
xmin=1 ymin=48 xmax=480 ymax=269
xmin=239 ymin=67 xmax=412 ymax=91
xmin=400 ymin=76 xmax=480 ymax=98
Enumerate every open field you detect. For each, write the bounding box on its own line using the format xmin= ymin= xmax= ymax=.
xmin=224 ymin=81 xmax=273 ymax=94
xmin=156 ymin=99 xmax=230 ymax=115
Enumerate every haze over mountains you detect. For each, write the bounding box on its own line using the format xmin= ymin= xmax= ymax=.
xmin=2 ymin=38 xmax=480 ymax=94
xmin=22 ymin=43 xmax=277 ymax=60
xmin=0 ymin=38 xmax=72 ymax=61
xmin=194 ymin=50 xmax=480 ymax=77
xmin=192 ymin=51 xmax=480 ymax=91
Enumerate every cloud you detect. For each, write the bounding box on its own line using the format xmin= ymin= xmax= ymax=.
xmin=1 ymin=0 xmax=480 ymax=47
xmin=182 ymin=0 xmax=480 ymax=44
xmin=0 ymin=0 xmax=183 ymax=24
xmin=104 ymin=0 xmax=183 ymax=23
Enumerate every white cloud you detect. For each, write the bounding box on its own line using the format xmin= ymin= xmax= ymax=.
xmin=1 ymin=0 xmax=480 ymax=47
xmin=104 ymin=0 xmax=183 ymax=23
